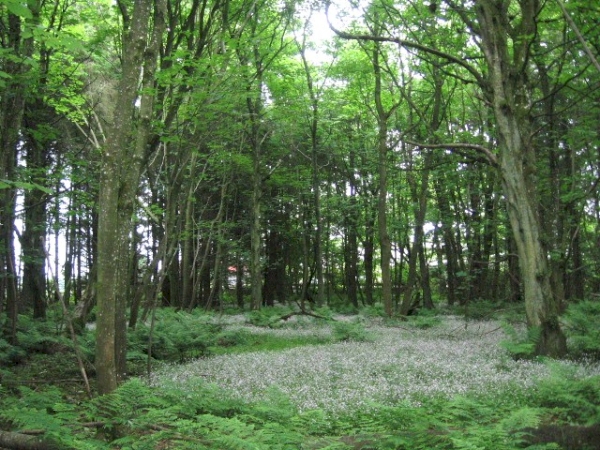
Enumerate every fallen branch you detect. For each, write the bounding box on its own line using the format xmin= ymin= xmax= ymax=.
xmin=0 ymin=430 xmax=62 ymax=450
xmin=278 ymin=310 xmax=333 ymax=322
xmin=0 ymin=421 xmax=209 ymax=450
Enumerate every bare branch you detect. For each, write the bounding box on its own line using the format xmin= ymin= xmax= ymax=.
xmin=402 ymin=139 xmax=498 ymax=167
xmin=555 ymin=0 xmax=600 ymax=74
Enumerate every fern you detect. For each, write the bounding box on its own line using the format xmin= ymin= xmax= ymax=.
xmin=498 ymin=407 xmax=544 ymax=447
xmin=332 ymin=320 xmax=373 ymax=342
xmin=0 ymin=385 xmax=106 ymax=449
xmin=533 ymin=372 xmax=600 ymax=424
xmin=246 ymin=307 xmax=291 ymax=328
xmin=212 ymin=435 xmax=261 ymax=450
xmin=449 ymin=426 xmax=508 ymax=450
xmin=291 ymin=409 xmax=335 ymax=436
xmin=215 ymin=328 xmax=252 ymax=347
xmin=253 ymin=422 xmax=304 ymax=448
xmin=15 ymin=314 xmax=73 ymax=355
xmin=500 ymin=407 xmax=542 ymax=431
xmin=406 ymin=314 xmax=442 ymax=329
xmin=4 ymin=311 xmax=600 ymax=449
xmin=128 ymin=309 xmax=221 ymax=362
xmin=563 ymin=300 xmax=600 ymax=359
xmin=0 ymin=337 xmax=26 ymax=365
xmin=500 ymin=322 xmax=540 ymax=359
xmin=446 ymin=395 xmax=494 ymax=423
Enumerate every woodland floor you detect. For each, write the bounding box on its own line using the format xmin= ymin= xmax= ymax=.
xmin=2 ymin=308 xmax=600 ymax=449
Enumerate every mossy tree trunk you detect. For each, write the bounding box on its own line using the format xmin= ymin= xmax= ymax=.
xmin=475 ymin=0 xmax=566 ymax=357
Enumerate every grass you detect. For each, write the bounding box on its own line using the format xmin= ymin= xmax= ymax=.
xmin=209 ymin=330 xmax=334 ymax=355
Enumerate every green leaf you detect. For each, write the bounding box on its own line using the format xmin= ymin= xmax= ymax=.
xmin=3 ymin=0 xmax=33 ymax=18
xmin=0 ymin=179 xmax=53 ymax=194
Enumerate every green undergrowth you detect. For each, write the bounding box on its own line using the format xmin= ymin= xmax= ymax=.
xmin=562 ymin=300 xmax=600 ymax=359
xmin=0 ymin=307 xmax=333 ymax=394
xmin=2 ymin=304 xmax=600 ymax=449
xmin=448 ymin=301 xmax=516 ymax=322
xmin=1 ymin=370 xmax=597 ymax=449
xmin=209 ymin=330 xmax=332 ymax=356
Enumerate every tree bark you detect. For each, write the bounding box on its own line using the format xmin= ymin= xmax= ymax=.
xmin=400 ymin=150 xmax=431 ymax=315
xmin=372 ymin=39 xmax=397 ymax=317
xmin=95 ymin=0 xmax=163 ymax=394
xmin=363 ymin=205 xmax=376 ymax=306
xmin=0 ymin=4 xmax=40 ymax=343
xmin=244 ymin=5 xmax=266 ymax=311
xmin=21 ymin=99 xmax=53 ymax=319
xmin=0 ymin=430 xmax=61 ymax=450
xmin=343 ymin=149 xmax=359 ymax=309
xmin=475 ymin=0 xmax=566 ymax=357
xmin=434 ymin=176 xmax=460 ymax=306
xmin=249 ymin=144 xmax=263 ymax=310
xmin=344 ymin=196 xmax=359 ymax=309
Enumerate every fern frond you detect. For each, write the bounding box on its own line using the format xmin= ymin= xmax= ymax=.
xmin=212 ymin=435 xmax=260 ymax=450
xmin=499 ymin=407 xmax=542 ymax=431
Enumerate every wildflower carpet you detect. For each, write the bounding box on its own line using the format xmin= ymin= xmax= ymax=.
xmin=2 ymin=310 xmax=599 ymax=449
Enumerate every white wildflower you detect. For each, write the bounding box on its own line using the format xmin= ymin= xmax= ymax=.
xmin=150 ymin=316 xmax=597 ymax=416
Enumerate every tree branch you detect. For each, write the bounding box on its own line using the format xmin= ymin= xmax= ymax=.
xmin=555 ymin=0 xmax=600 ymax=74
xmin=325 ymin=4 xmax=484 ymax=86
xmin=402 ymin=139 xmax=498 ymax=167
xmin=278 ymin=309 xmax=333 ymax=322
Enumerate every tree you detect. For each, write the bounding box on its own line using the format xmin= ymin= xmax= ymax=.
xmin=327 ymin=0 xmax=573 ymax=355
xmin=228 ymin=0 xmax=292 ymax=309
xmin=95 ymin=0 xmax=165 ymax=394
xmin=471 ymin=0 xmax=566 ymax=356
xmin=0 ymin=0 xmax=40 ymax=343
xmin=296 ymin=15 xmax=325 ymax=307
xmin=2 ymin=0 xmax=599 ymax=370
xmin=370 ymin=34 xmax=400 ymax=317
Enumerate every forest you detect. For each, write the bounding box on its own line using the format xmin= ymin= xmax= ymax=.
xmin=1 ymin=0 xmax=600 ymax=448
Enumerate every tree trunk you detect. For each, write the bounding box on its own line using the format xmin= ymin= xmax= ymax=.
xmin=371 ymin=39 xmax=396 ymax=317
xmin=247 ymin=67 xmax=264 ymax=310
xmin=0 ymin=3 xmax=40 ymax=342
xmin=343 ymin=151 xmax=359 ymax=309
xmin=263 ymin=203 xmax=288 ymax=307
xmin=363 ymin=204 xmax=376 ymax=305
xmin=475 ymin=0 xmax=566 ymax=357
xmin=180 ymin=174 xmax=196 ymax=310
xmin=300 ymin=198 xmax=312 ymax=309
xmin=21 ymin=140 xmax=49 ymax=319
xmin=399 ymin=151 xmax=430 ymax=315
xmin=263 ymin=226 xmax=279 ymax=307
xmin=235 ymin=247 xmax=245 ymax=309
xmin=434 ymin=177 xmax=459 ymax=306
xmin=21 ymin=77 xmax=54 ymax=319
xmin=250 ymin=157 xmax=263 ymax=309
xmin=418 ymin=241 xmax=434 ymax=309
xmin=344 ymin=200 xmax=359 ymax=309
xmin=95 ymin=0 xmax=163 ymax=394
xmin=298 ymin=44 xmax=325 ymax=307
